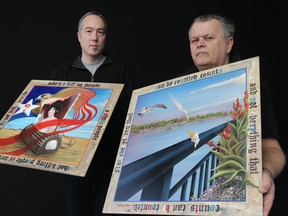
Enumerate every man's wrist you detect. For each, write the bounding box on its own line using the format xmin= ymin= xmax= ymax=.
xmin=262 ymin=167 xmax=275 ymax=180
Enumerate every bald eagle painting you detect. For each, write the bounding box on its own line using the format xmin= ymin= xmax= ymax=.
xmin=0 ymin=80 xmax=123 ymax=176
xmin=16 ymin=86 xmax=99 ymax=155
xmin=33 ymin=87 xmax=97 ymax=125
xmin=1 ymin=85 xmax=99 ymax=155
xmin=15 ymin=86 xmax=98 ymax=142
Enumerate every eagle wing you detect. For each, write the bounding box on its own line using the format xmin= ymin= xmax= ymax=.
xmin=34 ymin=87 xmax=96 ymax=120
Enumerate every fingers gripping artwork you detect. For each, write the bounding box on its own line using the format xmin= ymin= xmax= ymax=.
xmin=0 ymin=80 xmax=123 ymax=176
xmin=103 ymin=57 xmax=264 ymax=215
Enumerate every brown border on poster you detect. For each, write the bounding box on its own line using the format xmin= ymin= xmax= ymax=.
xmin=103 ymin=57 xmax=263 ymax=215
xmin=0 ymin=79 xmax=123 ymax=177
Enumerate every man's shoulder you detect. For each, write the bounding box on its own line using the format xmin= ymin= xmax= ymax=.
xmin=53 ymin=58 xmax=76 ymax=70
xmin=103 ymin=54 xmax=127 ymax=66
xmin=178 ymin=65 xmax=198 ymax=77
xmin=102 ymin=54 xmax=131 ymax=72
xmin=50 ymin=57 xmax=79 ymax=80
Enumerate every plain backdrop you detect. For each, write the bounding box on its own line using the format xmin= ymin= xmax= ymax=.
xmin=0 ymin=1 xmax=287 ymax=215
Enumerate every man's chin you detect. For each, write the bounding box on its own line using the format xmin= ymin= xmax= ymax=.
xmin=195 ymin=60 xmax=209 ymax=67
xmin=195 ymin=61 xmax=211 ymax=71
xmin=90 ymin=51 xmax=102 ymax=57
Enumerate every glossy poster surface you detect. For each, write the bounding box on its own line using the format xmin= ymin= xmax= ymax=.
xmin=0 ymin=80 xmax=123 ymax=177
xmin=103 ymin=57 xmax=263 ymax=215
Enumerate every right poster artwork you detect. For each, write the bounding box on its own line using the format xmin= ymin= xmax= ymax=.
xmin=103 ymin=56 xmax=263 ymax=216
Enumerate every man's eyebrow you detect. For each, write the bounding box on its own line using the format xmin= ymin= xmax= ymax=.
xmin=84 ymin=26 xmax=93 ymax=30
xmin=84 ymin=26 xmax=106 ymax=31
xmin=191 ymin=33 xmax=211 ymax=39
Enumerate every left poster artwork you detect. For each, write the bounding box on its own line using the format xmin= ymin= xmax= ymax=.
xmin=0 ymin=79 xmax=123 ymax=176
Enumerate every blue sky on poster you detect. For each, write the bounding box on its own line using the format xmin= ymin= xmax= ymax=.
xmin=133 ymin=69 xmax=247 ymax=125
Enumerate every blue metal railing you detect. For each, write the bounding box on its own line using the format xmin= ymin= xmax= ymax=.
xmin=114 ymin=121 xmax=232 ymax=201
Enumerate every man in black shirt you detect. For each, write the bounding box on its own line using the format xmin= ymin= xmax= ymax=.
xmin=185 ymin=13 xmax=286 ymax=216
xmin=50 ymin=11 xmax=134 ymax=216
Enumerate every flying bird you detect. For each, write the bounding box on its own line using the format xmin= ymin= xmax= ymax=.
xmin=138 ymin=103 xmax=167 ymax=117
xmin=187 ymin=128 xmax=200 ymax=149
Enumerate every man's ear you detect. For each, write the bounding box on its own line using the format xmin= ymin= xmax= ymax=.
xmin=77 ymin=32 xmax=81 ymax=43
xmin=226 ymin=37 xmax=234 ymax=54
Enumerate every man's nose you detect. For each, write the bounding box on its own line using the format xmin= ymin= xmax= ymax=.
xmin=197 ymin=38 xmax=205 ymax=47
xmin=91 ymin=31 xmax=98 ymax=40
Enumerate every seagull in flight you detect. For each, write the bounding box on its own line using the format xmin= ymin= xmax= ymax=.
xmin=138 ymin=103 xmax=167 ymax=117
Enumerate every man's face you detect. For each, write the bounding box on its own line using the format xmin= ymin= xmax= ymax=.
xmin=188 ymin=19 xmax=232 ymax=71
xmin=77 ymin=15 xmax=106 ymax=59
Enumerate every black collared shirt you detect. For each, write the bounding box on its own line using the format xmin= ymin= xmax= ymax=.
xmin=50 ymin=54 xmax=135 ymax=172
